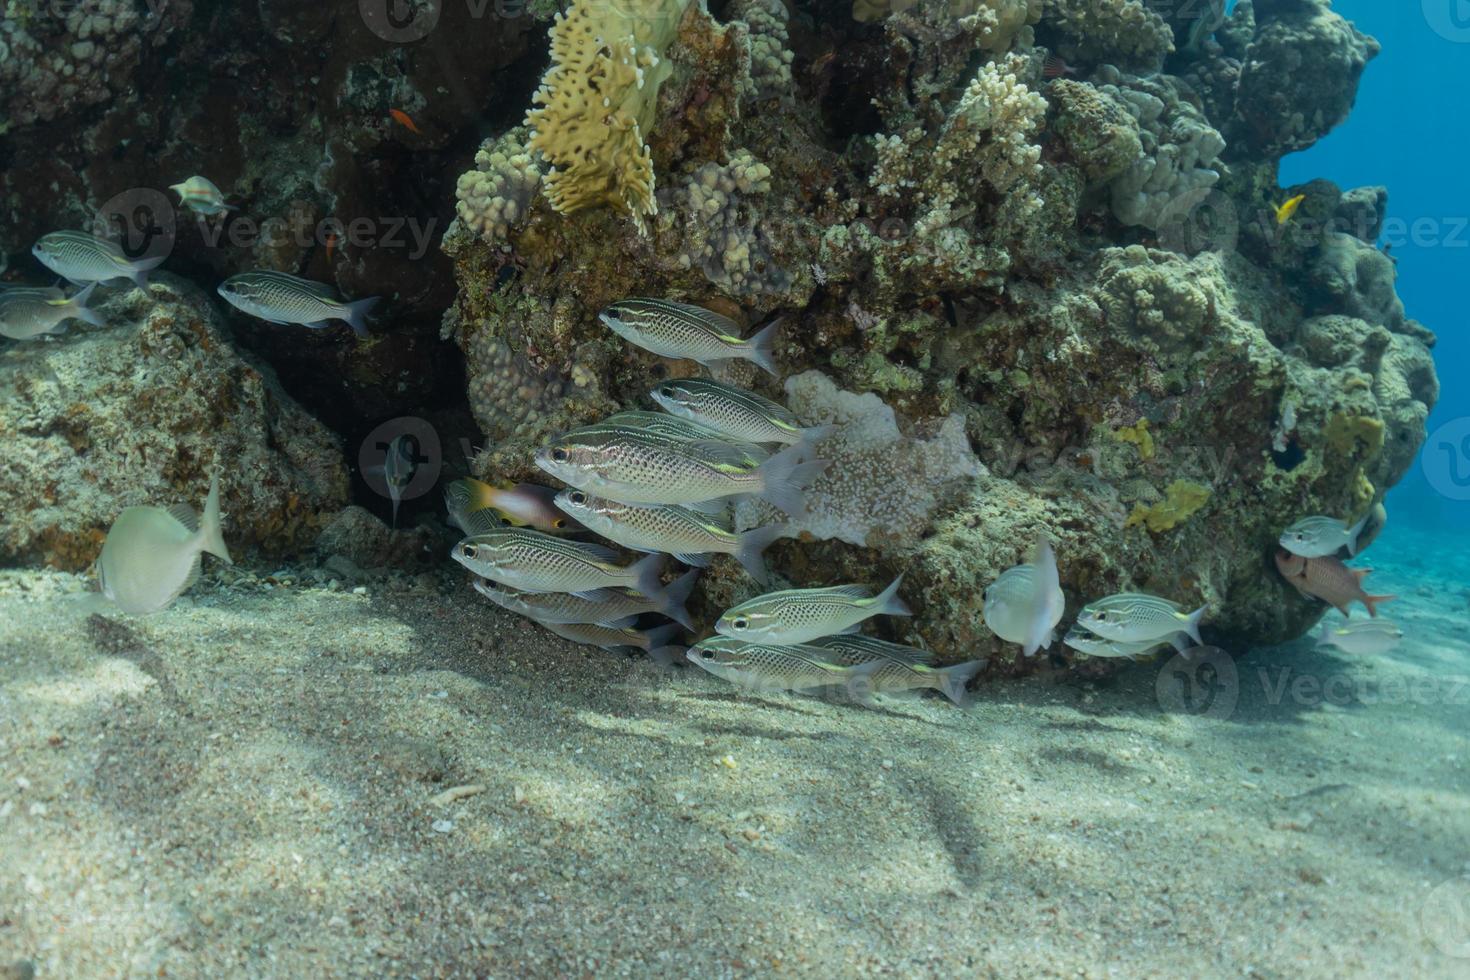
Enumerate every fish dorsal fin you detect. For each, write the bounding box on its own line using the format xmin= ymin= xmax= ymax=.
xmin=463 ymin=507 xmax=509 ymax=535
xmin=168 ymin=503 xmax=200 ymax=533
xmin=572 ymin=540 xmax=622 ymax=563
xmin=829 ymin=584 xmax=872 ymax=598
xmin=686 ymin=439 xmax=759 ymax=470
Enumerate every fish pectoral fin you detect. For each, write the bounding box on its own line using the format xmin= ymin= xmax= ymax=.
xmin=671 ymin=552 xmax=712 ymax=568
xmin=304 ymin=320 xmax=333 ymax=330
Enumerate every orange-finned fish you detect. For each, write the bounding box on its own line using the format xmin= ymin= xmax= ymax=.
xmin=389 ymin=109 xmax=423 ymax=136
xmin=324 ymin=232 xmax=338 ymax=261
xmin=1043 ymin=55 xmax=1079 ymax=80
xmin=1275 ymin=550 xmax=1395 ymax=617
xmin=444 ymin=478 xmax=586 ymax=535
xmin=1275 ymin=194 xmax=1306 ymax=225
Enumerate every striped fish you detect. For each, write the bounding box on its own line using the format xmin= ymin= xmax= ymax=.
xmin=686 ymin=637 xmax=883 ymax=693
xmin=217 ymin=270 xmax=378 ymax=338
xmin=472 ymin=568 xmax=698 ymax=630
xmin=32 ymin=231 xmax=166 ymax=290
xmin=599 ymin=298 xmax=780 ymax=375
xmin=650 ymin=377 xmax=828 ymax=446
xmin=451 ymin=526 xmax=667 ymax=600
xmin=0 ymin=283 xmax=104 ymax=339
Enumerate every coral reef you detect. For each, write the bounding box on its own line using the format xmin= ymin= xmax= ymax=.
xmin=438 ymin=0 xmax=1437 ymax=671
xmin=0 ymin=277 xmax=349 ymax=570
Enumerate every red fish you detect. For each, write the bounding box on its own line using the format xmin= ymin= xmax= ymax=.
xmin=325 ymin=232 xmax=338 ymax=261
xmin=1275 ymin=550 xmax=1395 ymax=617
xmin=1043 ymin=56 xmax=1079 ymax=80
xmin=389 ymin=109 xmax=423 ymax=135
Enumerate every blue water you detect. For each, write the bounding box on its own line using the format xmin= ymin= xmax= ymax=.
xmin=1280 ymin=1 xmax=1470 ymax=536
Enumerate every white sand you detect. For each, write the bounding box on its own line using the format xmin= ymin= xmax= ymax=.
xmin=2 ymin=538 xmax=1468 ymax=977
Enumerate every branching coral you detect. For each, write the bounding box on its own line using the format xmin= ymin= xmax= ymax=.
xmin=454 ymin=127 xmax=544 ymax=245
xmin=525 ymin=0 xmax=690 ymax=231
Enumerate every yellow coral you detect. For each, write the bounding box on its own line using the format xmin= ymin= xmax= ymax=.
xmin=1323 ymin=412 xmax=1385 ymax=459
xmin=525 ymin=0 xmax=690 ymax=232
xmin=1125 ymin=480 xmax=1210 ymax=532
xmin=1113 ymin=419 xmax=1155 ymax=460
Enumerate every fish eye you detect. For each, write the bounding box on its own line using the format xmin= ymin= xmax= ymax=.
xmin=552 ymin=518 xmax=566 ymax=528
xmin=732 ymin=618 xmax=748 ymax=631
xmin=657 ymin=385 xmax=675 ymax=397
xmin=463 ymin=544 xmax=479 ymax=559
xmin=569 ymin=490 xmax=587 ymax=505
xmin=552 ymin=448 xmax=568 ymax=462
xmin=606 ymin=306 xmax=625 ymax=319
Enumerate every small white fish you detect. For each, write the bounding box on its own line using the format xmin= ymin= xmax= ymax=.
xmin=98 ymin=475 xmax=233 ymax=615
xmin=1315 ymin=618 xmax=1403 ymax=656
xmin=1280 ymin=514 xmax=1370 ymax=558
xmin=170 ymin=176 xmax=234 ymax=217
xmin=982 ymin=536 xmax=1065 ymax=656
xmin=0 ymin=283 xmax=105 ymax=339
xmin=218 ymin=271 xmax=379 ymax=338
xmin=1077 ymin=593 xmax=1206 ymax=645
xmin=32 ymin=231 xmax=166 ymax=290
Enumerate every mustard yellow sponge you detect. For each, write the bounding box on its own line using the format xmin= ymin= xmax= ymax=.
xmin=1125 ymin=480 xmax=1210 ymax=532
xmin=1113 ymin=419 xmax=1155 ymax=459
xmin=525 ymin=0 xmax=690 ymax=232
xmin=1323 ymin=412 xmax=1385 ymax=459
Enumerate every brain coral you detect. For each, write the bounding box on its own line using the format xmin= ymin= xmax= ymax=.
xmin=525 ymin=0 xmax=691 ymax=231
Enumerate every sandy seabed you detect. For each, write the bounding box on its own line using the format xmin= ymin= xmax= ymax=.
xmin=2 ymin=529 xmax=1468 ymax=978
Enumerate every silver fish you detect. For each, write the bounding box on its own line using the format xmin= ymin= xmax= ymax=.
xmin=1315 ymin=617 xmax=1403 ymax=656
xmin=1280 ymin=514 xmax=1369 ymax=558
xmin=715 ymin=576 xmax=911 ymax=645
xmin=808 ymin=635 xmax=980 ymax=705
xmin=32 ymin=231 xmax=165 ymax=290
xmin=599 ymin=298 xmax=780 ymax=375
xmin=579 ymin=411 xmax=771 ymax=465
xmin=808 ymin=634 xmax=935 ymax=666
xmin=982 ymin=537 xmax=1065 ymax=656
xmin=1077 ymin=593 xmax=1206 ymax=645
xmin=553 ymin=489 xmax=789 ymax=583
xmin=1061 ymin=628 xmax=1182 ymax=660
xmin=170 ymin=176 xmax=234 ymax=217
xmin=536 ymin=430 xmax=826 ymax=515
xmin=472 ymin=568 xmax=699 ymax=630
xmin=649 ymin=377 xmax=831 ymax=446
xmin=451 ymin=526 xmax=667 ymax=600
xmin=98 ymin=474 xmax=233 ymax=615
xmin=686 ymin=636 xmax=883 ymax=693
xmin=0 ymin=283 xmax=104 ymax=339
xmin=381 ymin=434 xmax=416 ymax=528
xmin=539 ymin=619 xmax=684 ymax=661
xmin=217 ymin=271 xmax=378 ymax=338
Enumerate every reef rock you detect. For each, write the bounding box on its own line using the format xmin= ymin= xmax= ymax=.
xmin=0 ymin=277 xmax=349 ymax=570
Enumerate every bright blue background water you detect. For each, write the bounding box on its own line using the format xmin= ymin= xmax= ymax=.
xmin=1278 ymin=1 xmax=1469 ymax=536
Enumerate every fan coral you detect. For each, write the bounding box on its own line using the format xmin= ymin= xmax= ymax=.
xmin=525 ymin=0 xmax=691 ymax=231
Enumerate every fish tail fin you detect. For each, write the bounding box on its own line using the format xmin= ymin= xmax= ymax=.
xmin=343 ymin=296 xmax=381 ymax=338
xmin=660 ymin=568 xmax=701 ymax=631
xmin=874 ymin=574 xmax=912 ymax=618
xmin=755 ymin=445 xmax=828 ymax=516
xmin=130 ymin=255 xmax=166 ymax=290
xmin=799 ymin=423 xmax=837 ymax=446
xmin=71 ymin=283 xmax=106 ymax=326
xmin=1364 ymin=593 xmax=1396 ymax=618
xmin=631 ymin=553 xmax=668 ymax=604
xmin=745 ymin=317 xmax=782 ymax=376
xmin=734 ymin=522 xmax=790 ymax=584
xmin=199 ymin=473 xmax=233 ymax=565
xmin=1183 ymin=605 xmax=1207 ymax=645
xmin=935 ymin=659 xmax=985 ymax=706
xmin=1346 ymin=513 xmax=1370 ymax=556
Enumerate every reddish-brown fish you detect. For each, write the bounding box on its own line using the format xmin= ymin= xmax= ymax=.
xmin=389 ymin=109 xmax=422 ymax=135
xmin=1275 ymin=550 xmax=1395 ymax=617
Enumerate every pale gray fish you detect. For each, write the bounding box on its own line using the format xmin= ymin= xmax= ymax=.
xmin=715 ymin=576 xmax=911 ymax=645
xmin=686 ymin=636 xmax=883 ymax=693
xmin=450 ymin=526 xmax=667 ymax=600
xmin=98 ymin=474 xmax=233 ymax=615
xmin=808 ymin=634 xmax=935 ymax=665
xmin=535 ymin=430 xmax=826 ymax=515
xmin=217 ymin=270 xmax=378 ymax=338
xmin=1280 ymin=514 xmax=1370 ymax=558
xmin=1061 ymin=628 xmax=1180 ymax=660
xmin=0 ymin=283 xmax=104 ymax=340
xmin=1077 ymin=592 xmax=1206 ymax=645
xmin=32 ymin=231 xmax=165 ymax=289
xmin=473 ymin=568 xmax=699 ymax=630
xmin=649 ymin=377 xmax=830 ymax=446
xmin=1315 ymin=617 xmax=1403 ymax=656
xmin=808 ymin=636 xmax=980 ymax=705
xmin=599 ymin=298 xmax=780 ymax=375
xmin=539 ymin=619 xmax=684 ymax=660
xmin=170 ymin=176 xmax=234 ymax=217
xmin=982 ymin=537 xmax=1065 ymax=656
xmin=553 ymin=488 xmax=789 ymax=584
xmin=577 ymin=411 xmax=771 ymax=465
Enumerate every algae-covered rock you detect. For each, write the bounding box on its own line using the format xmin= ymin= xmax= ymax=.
xmin=0 ymin=277 xmax=349 ymax=570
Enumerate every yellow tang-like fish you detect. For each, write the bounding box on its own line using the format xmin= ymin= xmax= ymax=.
xmin=1275 ymin=194 xmax=1307 ymax=225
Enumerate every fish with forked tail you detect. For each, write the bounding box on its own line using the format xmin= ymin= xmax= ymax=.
xmin=715 ymin=576 xmax=911 ymax=645
xmin=1275 ymin=550 xmax=1395 ymax=617
xmin=218 ymin=270 xmax=379 ymax=338
xmin=599 ymin=298 xmax=780 ymax=375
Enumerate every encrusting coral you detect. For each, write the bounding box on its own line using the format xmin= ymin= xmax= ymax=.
xmin=443 ymin=0 xmax=1439 ymax=672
